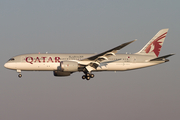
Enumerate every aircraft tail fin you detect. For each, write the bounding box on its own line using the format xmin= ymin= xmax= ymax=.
xmin=136 ymin=29 xmax=169 ymax=57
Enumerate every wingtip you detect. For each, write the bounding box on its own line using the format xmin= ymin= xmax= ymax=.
xmin=126 ymin=39 xmax=136 ymax=45
xmin=132 ymin=39 xmax=137 ymax=42
xmin=127 ymin=39 xmax=136 ymax=44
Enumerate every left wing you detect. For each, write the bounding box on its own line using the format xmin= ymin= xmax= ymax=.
xmin=79 ymin=40 xmax=136 ymax=72
xmin=81 ymin=40 xmax=136 ymax=62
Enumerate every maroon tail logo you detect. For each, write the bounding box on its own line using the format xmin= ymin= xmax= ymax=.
xmin=145 ymin=32 xmax=167 ymax=57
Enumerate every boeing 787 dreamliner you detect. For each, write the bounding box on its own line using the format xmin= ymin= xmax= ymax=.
xmin=4 ymin=29 xmax=174 ymax=80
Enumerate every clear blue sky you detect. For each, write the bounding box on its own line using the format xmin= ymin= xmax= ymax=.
xmin=1 ymin=0 xmax=180 ymax=120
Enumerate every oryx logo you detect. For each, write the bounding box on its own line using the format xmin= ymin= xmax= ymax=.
xmin=145 ymin=32 xmax=167 ymax=57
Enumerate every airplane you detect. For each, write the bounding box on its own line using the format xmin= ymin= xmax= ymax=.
xmin=4 ymin=29 xmax=174 ymax=80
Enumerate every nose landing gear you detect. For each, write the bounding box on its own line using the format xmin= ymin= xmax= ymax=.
xmin=18 ymin=74 xmax=22 ymax=78
xmin=17 ymin=70 xmax=22 ymax=78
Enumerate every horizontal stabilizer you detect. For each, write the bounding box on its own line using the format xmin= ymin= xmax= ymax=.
xmin=150 ymin=54 xmax=175 ymax=62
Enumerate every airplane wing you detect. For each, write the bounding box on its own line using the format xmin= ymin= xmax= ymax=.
xmin=81 ymin=40 xmax=136 ymax=62
xmin=79 ymin=40 xmax=136 ymax=72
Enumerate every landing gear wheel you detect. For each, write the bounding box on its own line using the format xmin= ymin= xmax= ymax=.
xmin=90 ymin=74 xmax=94 ymax=78
xmin=86 ymin=76 xmax=90 ymax=80
xmin=86 ymin=73 xmax=90 ymax=77
xmin=18 ymin=74 xmax=22 ymax=78
xmin=82 ymin=75 xmax=86 ymax=79
xmin=82 ymin=72 xmax=95 ymax=80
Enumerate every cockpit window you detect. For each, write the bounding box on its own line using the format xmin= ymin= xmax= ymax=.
xmin=8 ymin=58 xmax=15 ymax=61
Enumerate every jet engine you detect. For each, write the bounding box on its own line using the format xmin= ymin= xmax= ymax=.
xmin=53 ymin=61 xmax=79 ymax=77
xmin=58 ymin=61 xmax=78 ymax=72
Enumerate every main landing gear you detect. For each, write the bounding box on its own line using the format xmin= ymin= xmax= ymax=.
xmin=82 ymin=73 xmax=95 ymax=80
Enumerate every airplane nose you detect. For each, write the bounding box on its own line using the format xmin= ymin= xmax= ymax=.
xmin=4 ymin=63 xmax=9 ymax=69
xmin=4 ymin=62 xmax=15 ymax=70
xmin=4 ymin=63 xmax=7 ymax=68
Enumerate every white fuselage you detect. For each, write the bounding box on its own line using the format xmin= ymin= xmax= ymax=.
xmin=4 ymin=53 xmax=164 ymax=72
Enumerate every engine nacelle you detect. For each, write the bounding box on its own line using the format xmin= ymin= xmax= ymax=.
xmin=58 ymin=61 xmax=78 ymax=72
xmin=53 ymin=71 xmax=71 ymax=76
